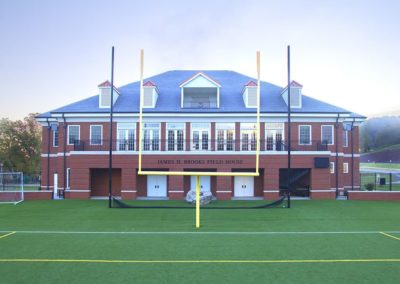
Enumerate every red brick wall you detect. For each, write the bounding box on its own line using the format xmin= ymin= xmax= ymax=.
xmin=39 ymin=121 xmax=360 ymax=200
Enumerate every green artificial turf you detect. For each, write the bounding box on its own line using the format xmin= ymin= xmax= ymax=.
xmin=0 ymin=200 xmax=399 ymax=283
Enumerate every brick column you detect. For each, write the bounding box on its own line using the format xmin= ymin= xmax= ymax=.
xmin=216 ymin=168 xmax=233 ymax=200
xmin=263 ymin=167 xmax=280 ymax=199
xmin=121 ymin=168 xmax=137 ymax=199
xmin=235 ymin=122 xmax=240 ymax=151
xmin=169 ymin=175 xmax=184 ymax=199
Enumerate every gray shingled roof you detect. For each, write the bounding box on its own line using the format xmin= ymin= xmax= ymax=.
xmin=38 ymin=70 xmax=365 ymax=118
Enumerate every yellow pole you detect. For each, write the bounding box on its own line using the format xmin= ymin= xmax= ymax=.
xmin=256 ymin=51 xmax=261 ymax=175
xmin=196 ymin=175 xmax=200 ymax=229
xmin=138 ymin=49 xmax=144 ymax=173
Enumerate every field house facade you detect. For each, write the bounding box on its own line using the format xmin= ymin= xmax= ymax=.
xmin=37 ymin=71 xmax=364 ymax=200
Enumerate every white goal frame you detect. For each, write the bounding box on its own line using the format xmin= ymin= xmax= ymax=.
xmin=0 ymin=172 xmax=24 ymax=205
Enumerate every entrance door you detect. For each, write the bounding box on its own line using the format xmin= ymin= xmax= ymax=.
xmin=234 ymin=176 xmax=254 ymax=197
xmin=147 ymin=175 xmax=167 ymax=197
xmin=190 ymin=176 xmax=211 ymax=193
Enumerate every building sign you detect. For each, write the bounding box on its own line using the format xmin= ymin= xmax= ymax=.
xmin=157 ymin=159 xmax=243 ymax=165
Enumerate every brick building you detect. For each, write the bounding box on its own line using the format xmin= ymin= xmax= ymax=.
xmin=36 ymin=70 xmax=365 ymax=200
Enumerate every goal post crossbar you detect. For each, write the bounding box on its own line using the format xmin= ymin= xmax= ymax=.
xmin=136 ymin=50 xmax=262 ymax=229
xmin=137 ymin=50 xmax=261 ymax=178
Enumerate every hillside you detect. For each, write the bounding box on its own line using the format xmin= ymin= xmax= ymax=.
xmin=359 ymin=116 xmax=400 ymax=153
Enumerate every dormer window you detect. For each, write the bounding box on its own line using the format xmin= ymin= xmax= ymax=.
xmin=242 ymin=81 xmax=258 ymax=108
xmin=98 ymin=81 xmax=119 ymax=108
xmin=143 ymin=81 xmax=159 ymax=108
xmin=281 ymin=80 xmax=302 ymax=108
xmin=180 ymin=72 xmax=221 ymax=109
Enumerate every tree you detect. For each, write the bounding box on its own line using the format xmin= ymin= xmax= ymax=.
xmin=0 ymin=114 xmax=41 ymax=174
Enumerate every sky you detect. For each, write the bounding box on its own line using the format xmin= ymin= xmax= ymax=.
xmin=0 ymin=0 xmax=399 ymax=119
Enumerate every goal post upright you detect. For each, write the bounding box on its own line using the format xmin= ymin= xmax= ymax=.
xmin=137 ymin=50 xmax=262 ymax=228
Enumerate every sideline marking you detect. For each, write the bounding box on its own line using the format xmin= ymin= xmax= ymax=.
xmin=0 ymin=231 xmax=16 ymax=240
xmin=380 ymin=232 xmax=400 ymax=241
xmin=0 ymin=258 xmax=399 ymax=264
xmin=0 ymin=230 xmax=400 ymax=235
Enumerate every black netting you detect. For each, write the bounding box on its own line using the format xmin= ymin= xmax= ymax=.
xmin=111 ymin=195 xmax=288 ymax=209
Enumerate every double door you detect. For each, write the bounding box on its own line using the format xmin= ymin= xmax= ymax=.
xmin=147 ymin=175 xmax=167 ymax=197
xmin=266 ymin=129 xmax=284 ymax=151
xmin=190 ymin=176 xmax=211 ymax=193
xmin=234 ymin=176 xmax=254 ymax=197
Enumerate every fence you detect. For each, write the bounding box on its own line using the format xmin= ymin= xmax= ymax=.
xmin=360 ymin=172 xmax=399 ymax=191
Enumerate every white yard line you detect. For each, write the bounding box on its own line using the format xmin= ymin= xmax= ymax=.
xmin=0 ymin=230 xmax=399 ymax=235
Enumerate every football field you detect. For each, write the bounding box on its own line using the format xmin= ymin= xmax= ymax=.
xmin=0 ymin=200 xmax=399 ymax=283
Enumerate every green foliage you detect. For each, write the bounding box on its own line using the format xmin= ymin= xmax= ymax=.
xmin=364 ymin=183 xmax=374 ymax=191
xmin=360 ymin=116 xmax=400 ymax=153
xmin=0 ymin=114 xmax=41 ymax=174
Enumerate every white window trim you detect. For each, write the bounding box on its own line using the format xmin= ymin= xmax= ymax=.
xmin=67 ymin=125 xmax=80 ymax=145
xmin=116 ymin=122 xmax=138 ymax=152
xmin=90 ymin=125 xmax=103 ymax=145
xmin=298 ymin=125 xmax=312 ymax=145
xmin=142 ymin=122 xmax=161 ymax=152
xmin=66 ymin=168 xmax=71 ymax=189
xmin=343 ymin=130 xmax=348 ymax=147
xmin=191 ymin=123 xmax=211 ymax=151
xmin=166 ymin=123 xmax=186 ymax=151
xmin=215 ymin=123 xmax=235 ymax=151
xmin=321 ymin=125 xmax=334 ymax=145
xmin=330 ymin=162 xmax=335 ymax=174
xmin=52 ymin=130 xmax=59 ymax=147
xmin=265 ymin=123 xmax=285 ymax=151
xmin=343 ymin=162 xmax=349 ymax=174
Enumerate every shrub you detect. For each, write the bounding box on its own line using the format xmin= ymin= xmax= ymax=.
xmin=364 ymin=183 xmax=374 ymax=191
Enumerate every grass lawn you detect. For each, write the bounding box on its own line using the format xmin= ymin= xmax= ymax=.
xmin=361 ymin=162 xmax=400 ymax=170
xmin=0 ymin=200 xmax=399 ymax=283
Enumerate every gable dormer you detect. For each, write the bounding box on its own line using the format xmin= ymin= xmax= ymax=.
xmin=142 ymin=81 xmax=159 ymax=108
xmin=180 ymin=72 xmax=221 ymax=108
xmin=98 ymin=80 xmax=120 ymax=108
xmin=242 ymin=81 xmax=258 ymax=108
xmin=281 ymin=80 xmax=302 ymax=108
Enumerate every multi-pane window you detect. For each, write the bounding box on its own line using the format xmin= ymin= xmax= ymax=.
xmin=167 ymin=123 xmax=185 ymax=151
xmin=117 ymin=123 xmax=135 ymax=151
xmin=143 ymin=123 xmax=160 ymax=151
xmin=216 ymin=123 xmax=235 ymax=151
xmin=191 ymin=123 xmax=210 ymax=151
xmin=241 ymin=123 xmax=257 ymax=151
xmin=53 ymin=130 xmax=59 ymax=147
xmin=343 ymin=162 xmax=349 ymax=174
xmin=343 ymin=130 xmax=348 ymax=147
xmin=321 ymin=125 xmax=334 ymax=145
xmin=67 ymin=125 xmax=80 ymax=145
xmin=90 ymin=125 xmax=103 ymax=145
xmin=265 ymin=123 xmax=284 ymax=151
xmin=299 ymin=125 xmax=311 ymax=145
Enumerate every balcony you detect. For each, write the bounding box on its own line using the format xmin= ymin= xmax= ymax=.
xmin=72 ymin=139 xmax=330 ymax=153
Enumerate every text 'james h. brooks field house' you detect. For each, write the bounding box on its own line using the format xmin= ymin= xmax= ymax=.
xmin=36 ymin=70 xmax=365 ymax=200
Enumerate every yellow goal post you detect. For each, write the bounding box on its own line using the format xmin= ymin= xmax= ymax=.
xmin=137 ymin=50 xmax=262 ymax=228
